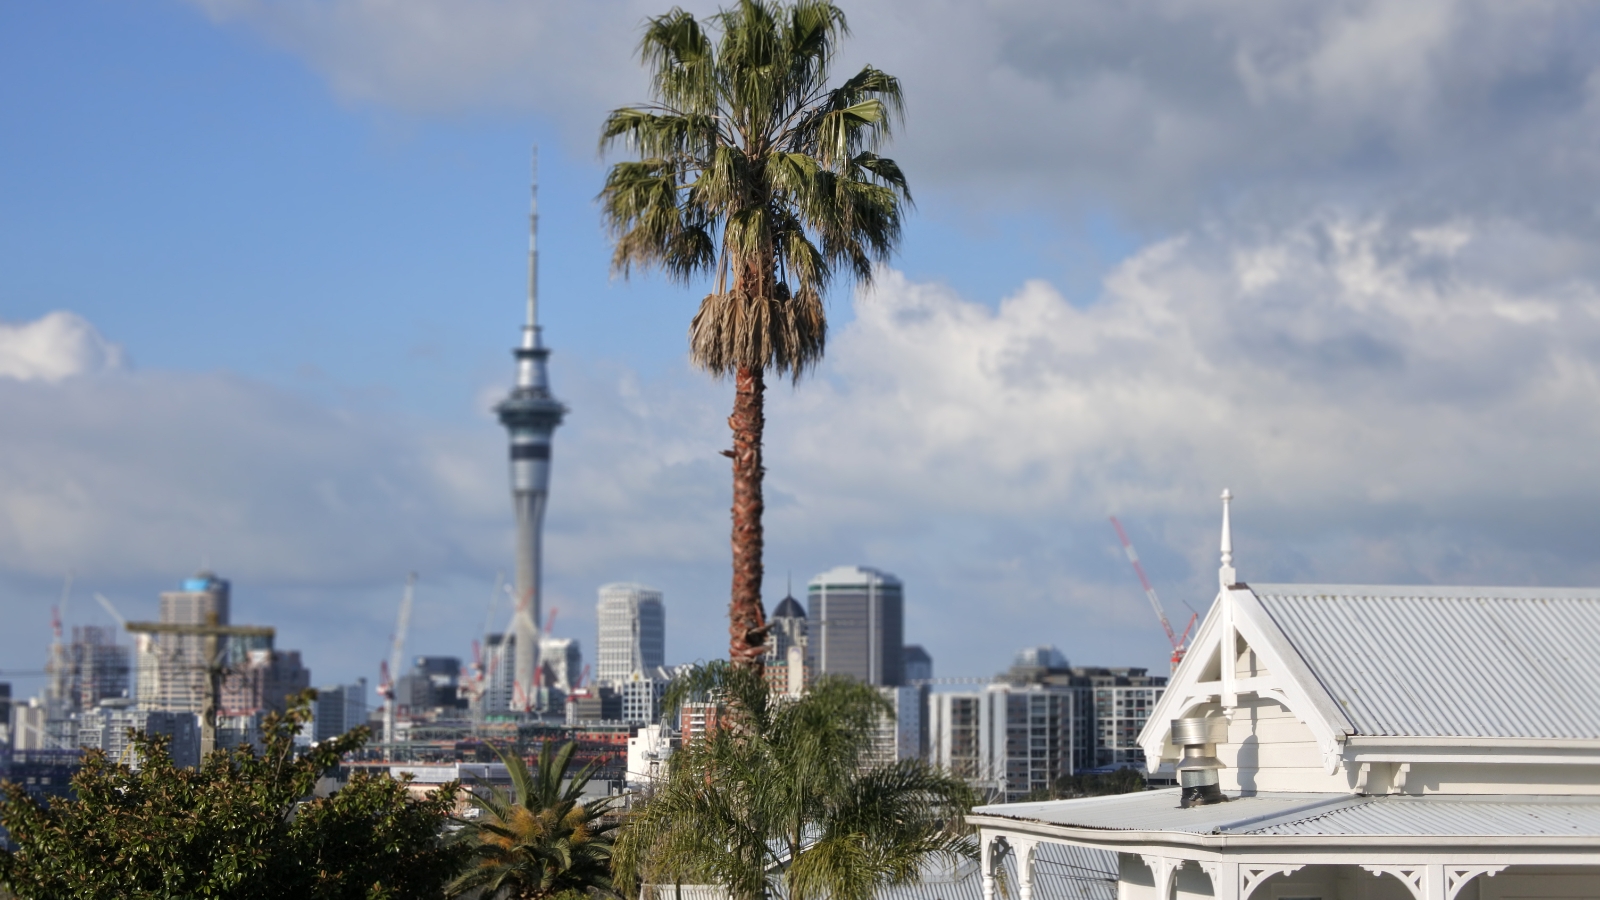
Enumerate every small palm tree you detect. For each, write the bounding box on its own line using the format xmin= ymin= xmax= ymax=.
xmin=601 ymin=0 xmax=911 ymax=672
xmin=615 ymin=664 xmax=975 ymax=900
xmin=447 ymin=741 xmax=618 ymax=900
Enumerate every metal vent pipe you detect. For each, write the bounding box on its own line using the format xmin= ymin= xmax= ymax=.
xmin=1172 ymin=716 xmax=1228 ymax=808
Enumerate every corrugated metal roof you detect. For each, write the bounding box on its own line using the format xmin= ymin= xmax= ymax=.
xmin=643 ymin=847 xmax=1117 ymax=900
xmin=1244 ymin=794 xmax=1600 ymax=837
xmin=975 ymin=789 xmax=1350 ymax=834
xmin=1250 ymin=584 xmax=1600 ymax=739
xmin=976 ymin=790 xmax=1600 ymax=838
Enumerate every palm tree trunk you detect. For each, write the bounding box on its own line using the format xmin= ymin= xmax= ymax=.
xmin=727 ymin=364 xmax=768 ymax=671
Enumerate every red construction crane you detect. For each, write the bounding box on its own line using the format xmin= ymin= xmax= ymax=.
xmin=1109 ymin=516 xmax=1197 ymax=668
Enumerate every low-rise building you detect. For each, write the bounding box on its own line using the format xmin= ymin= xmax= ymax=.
xmin=76 ymin=699 xmax=200 ymax=768
xmin=626 ymin=723 xmax=673 ymax=790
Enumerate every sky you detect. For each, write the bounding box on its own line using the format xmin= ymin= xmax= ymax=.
xmin=6 ymin=1 xmax=1600 ymax=700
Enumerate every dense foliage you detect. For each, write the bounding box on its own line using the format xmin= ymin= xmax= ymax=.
xmin=0 ymin=692 xmax=464 ymax=899
xmin=447 ymin=741 xmax=618 ymax=900
xmin=600 ymin=0 xmax=911 ymax=670
xmin=616 ymin=664 xmax=975 ymax=900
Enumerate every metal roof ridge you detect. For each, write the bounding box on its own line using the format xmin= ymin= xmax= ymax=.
xmin=1250 ymin=583 xmax=1600 ymax=599
xmin=1213 ymin=793 xmax=1370 ymax=835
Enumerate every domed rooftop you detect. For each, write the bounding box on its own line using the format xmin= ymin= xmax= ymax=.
xmin=772 ymin=595 xmax=806 ymax=619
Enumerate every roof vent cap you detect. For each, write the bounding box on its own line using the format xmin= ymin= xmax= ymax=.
xmin=1172 ymin=717 xmax=1228 ymax=808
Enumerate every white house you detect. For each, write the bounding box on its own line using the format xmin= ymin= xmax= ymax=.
xmin=969 ymin=492 xmax=1600 ymax=900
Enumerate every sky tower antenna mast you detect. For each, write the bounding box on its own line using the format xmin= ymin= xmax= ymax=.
xmin=1109 ymin=516 xmax=1197 ymax=671
xmin=495 ymin=147 xmax=566 ymax=714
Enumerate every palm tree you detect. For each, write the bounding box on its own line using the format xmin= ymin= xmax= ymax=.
xmin=600 ymin=0 xmax=911 ymax=672
xmin=447 ymin=740 xmax=619 ymax=900
xmin=614 ymin=664 xmax=975 ymax=900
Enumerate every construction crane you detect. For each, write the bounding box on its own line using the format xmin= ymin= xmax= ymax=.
xmin=93 ymin=592 xmax=126 ymax=628
xmin=125 ymin=613 xmax=274 ymax=758
xmin=461 ymin=573 xmax=504 ymax=707
xmin=377 ymin=573 xmax=416 ymax=751
xmin=45 ymin=573 xmax=73 ymax=728
xmin=1109 ymin=516 xmax=1197 ymax=670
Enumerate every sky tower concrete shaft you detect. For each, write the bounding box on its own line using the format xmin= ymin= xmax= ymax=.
xmin=495 ymin=150 xmax=565 ymax=712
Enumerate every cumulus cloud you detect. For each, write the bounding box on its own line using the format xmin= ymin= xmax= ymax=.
xmin=9 ymin=207 xmax=1600 ymax=680
xmin=186 ymin=0 xmax=665 ymax=123
xmin=0 ymin=312 xmax=124 ymax=382
xmin=183 ymin=0 xmax=1600 ymax=227
xmin=746 ymin=212 xmax=1600 ymax=667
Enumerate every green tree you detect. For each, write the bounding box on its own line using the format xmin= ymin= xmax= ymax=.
xmin=0 ymin=692 xmax=464 ymax=899
xmin=600 ymin=0 xmax=911 ymax=671
xmin=1051 ymin=767 xmax=1147 ymax=800
xmin=614 ymin=664 xmax=974 ymax=900
xmin=446 ymin=740 xmax=618 ymax=900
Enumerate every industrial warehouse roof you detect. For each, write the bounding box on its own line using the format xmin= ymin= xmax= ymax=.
xmin=1250 ymin=584 xmax=1600 ymax=739
xmin=974 ymin=789 xmax=1600 ymax=839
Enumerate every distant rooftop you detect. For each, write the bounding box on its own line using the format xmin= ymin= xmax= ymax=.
xmin=807 ymin=565 xmax=901 ymax=588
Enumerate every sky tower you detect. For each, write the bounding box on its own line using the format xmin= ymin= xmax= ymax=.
xmin=495 ymin=150 xmax=566 ymax=713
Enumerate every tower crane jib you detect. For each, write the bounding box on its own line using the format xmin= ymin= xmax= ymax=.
xmin=1109 ymin=516 xmax=1198 ymax=669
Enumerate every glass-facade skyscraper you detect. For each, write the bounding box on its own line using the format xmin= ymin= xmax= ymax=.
xmin=806 ymin=565 xmax=904 ymax=686
xmin=595 ymin=583 xmax=665 ymax=686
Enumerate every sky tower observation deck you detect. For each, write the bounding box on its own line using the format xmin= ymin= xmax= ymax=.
xmin=495 ymin=152 xmax=566 ymax=713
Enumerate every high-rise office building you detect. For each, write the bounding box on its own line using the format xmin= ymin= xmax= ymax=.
xmin=394 ymin=656 xmax=465 ymax=712
xmin=220 ymin=649 xmax=310 ymax=718
xmin=314 ymin=680 xmax=368 ymax=743
xmin=1079 ymin=668 xmax=1166 ymax=768
xmin=71 ymin=626 xmax=131 ymax=710
xmin=807 ymin=566 xmax=904 ymax=686
xmin=538 ymin=637 xmax=582 ymax=695
xmin=620 ymin=679 xmax=666 ymax=725
xmin=148 ymin=571 xmax=231 ymax=714
xmin=481 ymin=633 xmax=517 ymax=715
xmin=871 ymin=685 xmax=927 ymax=765
xmin=996 ymin=647 xmax=1167 ymax=770
xmin=495 ymin=159 xmax=567 ymax=713
xmin=929 ymin=682 xmax=1092 ymax=802
xmin=595 ymin=583 xmax=664 ymax=686
xmin=903 ymin=645 xmax=933 ymax=683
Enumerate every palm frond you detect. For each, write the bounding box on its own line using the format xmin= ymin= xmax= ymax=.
xmin=601 ymin=0 xmax=907 ymax=386
xmin=446 ymin=741 xmax=616 ymax=899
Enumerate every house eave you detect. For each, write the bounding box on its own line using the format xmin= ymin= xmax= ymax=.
xmin=967 ymin=813 xmax=1600 ymax=851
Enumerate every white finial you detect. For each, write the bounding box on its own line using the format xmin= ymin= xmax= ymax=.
xmin=1219 ymin=488 xmax=1236 ymax=589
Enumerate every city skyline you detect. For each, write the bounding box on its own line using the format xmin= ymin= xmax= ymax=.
xmin=7 ymin=3 xmax=1600 ymax=689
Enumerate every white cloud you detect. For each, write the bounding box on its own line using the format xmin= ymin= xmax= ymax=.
xmin=777 ymin=213 xmax=1600 ymax=533
xmin=9 ymin=210 xmax=1600 ymax=682
xmin=743 ymin=212 xmax=1600 ymax=667
xmin=0 ymin=312 xmax=124 ymax=382
xmin=187 ymin=0 xmax=669 ymax=125
xmin=183 ymin=1 xmax=1600 ymax=228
